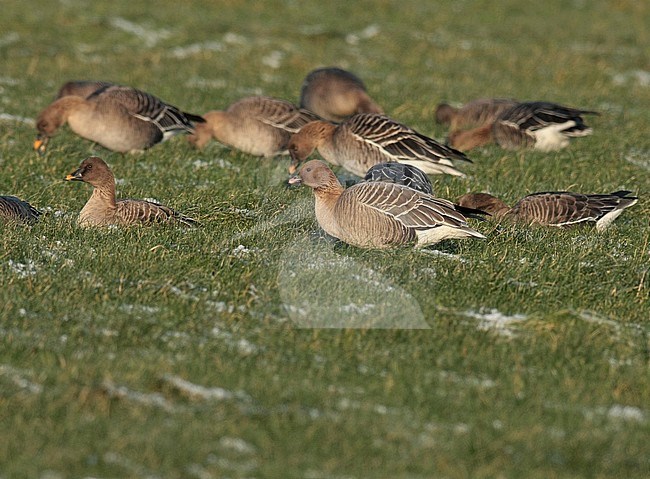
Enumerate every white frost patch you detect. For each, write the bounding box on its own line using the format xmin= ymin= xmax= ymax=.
xmin=0 ymin=364 xmax=43 ymax=394
xmin=7 ymin=259 xmax=38 ymax=278
xmin=418 ymin=249 xmax=470 ymax=263
xmin=340 ymin=303 xmax=375 ymax=315
xmin=0 ymin=113 xmax=35 ymax=125
xmin=438 ymin=370 xmax=496 ymax=389
xmin=606 ymin=405 xmax=645 ymax=422
xmin=261 ymin=50 xmax=284 ymax=69
xmin=219 ymin=437 xmax=256 ymax=454
xmin=0 ymin=32 xmax=19 ymax=47
xmin=102 ymin=380 xmax=176 ymax=412
xmin=120 ymin=304 xmax=160 ymax=315
xmin=232 ymin=244 xmax=255 ymax=257
xmin=103 ymin=452 xmax=160 ymax=478
xmin=210 ymin=326 xmax=259 ymax=354
xmin=161 ymin=374 xmax=251 ymax=402
xmin=0 ymin=77 xmax=19 ymax=86
xmin=346 ymin=24 xmax=380 ymax=45
xmin=185 ymin=77 xmax=228 ymax=89
xmin=624 ymin=148 xmax=650 ymax=171
xmin=109 ymin=17 xmax=171 ymax=47
xmin=462 ymin=308 xmax=527 ymax=337
xmin=169 ymin=41 xmax=224 ymax=59
xmin=611 ymin=69 xmax=650 ymax=87
xmin=223 ymin=32 xmax=248 ymax=44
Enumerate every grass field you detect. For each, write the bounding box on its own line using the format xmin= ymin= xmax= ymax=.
xmin=1 ymin=0 xmax=649 ymax=477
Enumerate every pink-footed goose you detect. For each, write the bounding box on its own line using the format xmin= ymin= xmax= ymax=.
xmin=65 ymin=156 xmax=196 ymax=227
xmin=457 ymin=191 xmax=637 ymax=231
xmin=0 ymin=196 xmax=42 ymax=224
xmin=435 ymin=98 xmax=519 ymax=131
xmin=287 ymin=113 xmax=471 ymax=177
xmin=55 ymin=80 xmax=115 ymax=100
xmin=187 ymin=96 xmax=321 ymax=156
xmin=299 ymin=67 xmax=383 ymax=123
xmin=289 ymin=160 xmax=485 ymax=248
xmin=448 ymin=101 xmax=598 ymax=152
xmin=35 ymin=84 xmax=205 ymax=154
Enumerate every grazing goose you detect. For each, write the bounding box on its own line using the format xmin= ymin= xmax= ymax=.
xmin=289 ymin=160 xmax=485 ymax=248
xmin=457 ymin=191 xmax=637 ymax=231
xmin=65 ymin=156 xmax=196 ymax=227
xmin=35 ymin=85 xmax=205 ymax=154
xmin=299 ymin=67 xmax=383 ymax=123
xmin=0 ymin=196 xmax=42 ymax=224
xmin=435 ymin=98 xmax=519 ymax=131
xmin=187 ymin=96 xmax=321 ymax=155
xmin=363 ymin=162 xmax=434 ymax=195
xmin=55 ymin=80 xmax=114 ymax=100
xmin=448 ymin=102 xmax=598 ymax=152
xmin=287 ymin=113 xmax=471 ymax=177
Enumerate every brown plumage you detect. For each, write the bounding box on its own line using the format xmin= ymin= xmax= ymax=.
xmin=289 ymin=160 xmax=485 ymax=248
xmin=299 ymin=67 xmax=383 ymax=123
xmin=0 ymin=196 xmax=42 ymax=224
xmin=448 ymin=102 xmax=598 ymax=152
xmin=435 ymin=98 xmax=518 ymax=131
xmin=187 ymin=96 xmax=321 ymax=155
xmin=65 ymin=156 xmax=196 ymax=227
xmin=457 ymin=191 xmax=638 ymax=231
xmin=55 ymin=80 xmax=114 ymax=100
xmin=35 ymin=85 xmax=205 ymax=154
xmin=288 ymin=113 xmax=471 ymax=177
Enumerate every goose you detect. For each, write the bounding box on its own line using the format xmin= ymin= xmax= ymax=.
xmin=448 ymin=101 xmax=598 ymax=152
xmin=435 ymin=98 xmax=518 ymax=131
xmin=35 ymin=84 xmax=205 ymax=154
xmin=55 ymin=80 xmax=114 ymax=99
xmin=289 ymin=160 xmax=485 ymax=248
xmin=457 ymin=190 xmax=637 ymax=231
xmin=65 ymin=156 xmax=197 ymax=227
xmin=187 ymin=96 xmax=321 ymax=155
xmin=363 ymin=162 xmax=433 ymax=195
xmin=287 ymin=113 xmax=471 ymax=177
xmin=0 ymin=196 xmax=42 ymax=224
xmin=299 ymin=67 xmax=383 ymax=123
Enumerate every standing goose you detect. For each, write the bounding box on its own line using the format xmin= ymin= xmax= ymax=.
xmin=289 ymin=160 xmax=485 ymax=248
xmin=55 ymin=80 xmax=114 ymax=100
xmin=448 ymin=102 xmax=598 ymax=152
xmin=435 ymin=98 xmax=519 ymax=131
xmin=35 ymin=85 xmax=205 ymax=154
xmin=299 ymin=67 xmax=383 ymax=123
xmin=65 ymin=156 xmax=196 ymax=227
xmin=457 ymin=191 xmax=637 ymax=231
xmin=0 ymin=196 xmax=42 ymax=224
xmin=288 ymin=113 xmax=471 ymax=177
xmin=187 ymin=96 xmax=322 ymax=155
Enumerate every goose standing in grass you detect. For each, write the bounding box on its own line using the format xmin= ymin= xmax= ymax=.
xmin=299 ymin=67 xmax=384 ymax=123
xmin=65 ymin=156 xmax=196 ymax=227
xmin=435 ymin=98 xmax=519 ymax=131
xmin=289 ymin=160 xmax=485 ymax=248
xmin=35 ymin=85 xmax=205 ymax=154
xmin=187 ymin=96 xmax=321 ymax=155
xmin=363 ymin=162 xmax=434 ymax=195
xmin=457 ymin=191 xmax=637 ymax=231
xmin=287 ymin=113 xmax=471 ymax=177
xmin=448 ymin=101 xmax=598 ymax=152
xmin=55 ymin=80 xmax=114 ymax=99
xmin=0 ymin=196 xmax=42 ymax=224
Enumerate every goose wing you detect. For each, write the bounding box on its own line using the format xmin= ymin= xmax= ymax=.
xmin=240 ymin=97 xmax=322 ymax=133
xmin=116 ymin=199 xmax=197 ymax=226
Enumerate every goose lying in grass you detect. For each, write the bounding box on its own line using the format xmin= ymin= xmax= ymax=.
xmin=363 ymin=162 xmax=434 ymax=195
xmin=457 ymin=191 xmax=637 ymax=231
xmin=188 ymin=96 xmax=321 ymax=155
xmin=0 ymin=196 xmax=42 ymax=224
xmin=299 ymin=66 xmax=383 ymax=123
xmin=448 ymin=101 xmax=598 ymax=152
xmin=289 ymin=160 xmax=485 ymax=248
xmin=35 ymin=84 xmax=205 ymax=154
xmin=288 ymin=113 xmax=471 ymax=177
xmin=65 ymin=156 xmax=197 ymax=227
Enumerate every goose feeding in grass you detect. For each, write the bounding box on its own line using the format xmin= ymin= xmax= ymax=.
xmin=187 ymin=96 xmax=321 ymax=155
xmin=55 ymin=80 xmax=115 ymax=100
xmin=448 ymin=101 xmax=598 ymax=152
xmin=457 ymin=191 xmax=637 ymax=231
xmin=299 ymin=66 xmax=383 ymax=123
xmin=35 ymin=84 xmax=205 ymax=154
xmin=65 ymin=156 xmax=197 ymax=227
xmin=289 ymin=160 xmax=485 ymax=248
xmin=287 ymin=113 xmax=471 ymax=177
xmin=435 ymin=98 xmax=519 ymax=131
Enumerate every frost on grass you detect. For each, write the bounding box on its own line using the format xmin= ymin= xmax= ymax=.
xmin=7 ymin=259 xmax=38 ymax=278
xmin=624 ymin=148 xmax=650 ymax=172
xmin=611 ymin=70 xmax=650 ymax=87
xmin=161 ymin=374 xmax=251 ymax=402
xmin=0 ymin=112 xmax=35 ymax=125
xmin=462 ymin=308 xmax=527 ymax=337
xmin=169 ymin=41 xmax=224 ymax=59
xmin=109 ymin=17 xmax=171 ymax=47
xmin=0 ymin=364 xmax=43 ymax=394
xmin=277 ymin=236 xmax=429 ymax=329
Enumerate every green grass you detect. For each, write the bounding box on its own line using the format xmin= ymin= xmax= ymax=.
xmin=1 ymin=0 xmax=649 ymax=477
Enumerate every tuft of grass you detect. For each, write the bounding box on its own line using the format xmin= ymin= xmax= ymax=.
xmin=1 ymin=1 xmax=649 ymax=477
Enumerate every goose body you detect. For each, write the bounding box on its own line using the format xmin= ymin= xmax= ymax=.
xmin=0 ymin=196 xmax=42 ymax=224
xmin=435 ymin=98 xmax=518 ymax=131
